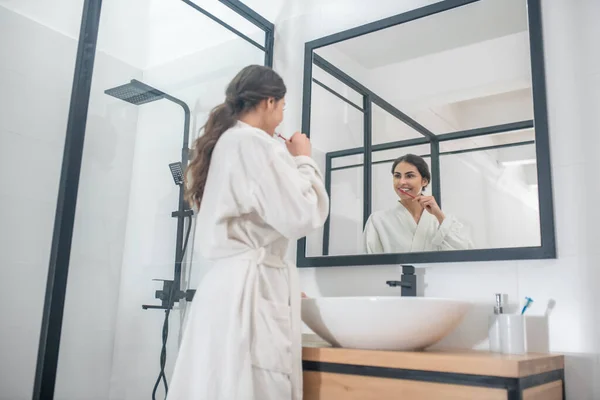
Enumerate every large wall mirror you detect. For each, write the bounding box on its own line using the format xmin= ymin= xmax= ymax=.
xmin=297 ymin=0 xmax=556 ymax=267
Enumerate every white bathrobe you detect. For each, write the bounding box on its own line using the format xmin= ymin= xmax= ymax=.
xmin=167 ymin=121 xmax=329 ymax=400
xmin=363 ymin=202 xmax=473 ymax=253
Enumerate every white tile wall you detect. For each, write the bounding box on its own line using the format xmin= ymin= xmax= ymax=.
xmin=0 ymin=4 xmax=142 ymax=399
xmin=0 ymin=257 xmax=49 ymax=400
xmin=0 ymin=6 xmax=76 ymax=399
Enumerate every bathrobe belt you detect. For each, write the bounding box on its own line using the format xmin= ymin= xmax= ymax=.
xmin=231 ymin=247 xmax=287 ymax=268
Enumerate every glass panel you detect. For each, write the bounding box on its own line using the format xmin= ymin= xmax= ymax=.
xmin=328 ymin=167 xmax=364 ymax=256
xmin=332 ymin=154 xmax=363 ymax=169
xmin=372 ymin=145 xmax=431 ymax=163
xmin=440 ymin=128 xmax=535 ymax=153
xmin=312 ymin=65 xmax=363 ymax=109
xmin=306 ymin=67 xmax=364 ymax=257
xmin=194 ymin=0 xmax=265 ymax=46
xmin=309 ymin=80 xmax=364 ymax=153
xmin=148 ymin=0 xmax=265 ymax=68
xmin=0 ymin=3 xmax=81 ymax=398
xmin=52 ymin=1 xmax=267 ymax=398
xmin=372 ymin=103 xmax=424 ymax=145
xmin=440 ymin=143 xmax=540 ymax=249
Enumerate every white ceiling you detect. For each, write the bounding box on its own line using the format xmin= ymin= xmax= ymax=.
xmin=0 ymin=0 xmax=86 ymax=40
xmin=325 ymin=0 xmax=528 ymax=70
xmin=145 ymin=0 xmax=265 ymax=69
xmin=0 ymin=0 xmax=267 ymax=69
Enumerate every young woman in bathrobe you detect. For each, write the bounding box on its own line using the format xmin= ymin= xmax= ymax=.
xmin=363 ymin=154 xmax=472 ymax=254
xmin=166 ymin=66 xmax=329 ymax=400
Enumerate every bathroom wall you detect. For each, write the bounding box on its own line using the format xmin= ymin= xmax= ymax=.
xmin=242 ymin=0 xmax=600 ymax=398
xmin=0 ymin=6 xmax=74 ymax=399
xmin=0 ymin=2 xmax=144 ymax=399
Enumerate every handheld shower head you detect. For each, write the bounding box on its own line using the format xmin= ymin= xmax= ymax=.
xmin=169 ymin=162 xmax=184 ymax=186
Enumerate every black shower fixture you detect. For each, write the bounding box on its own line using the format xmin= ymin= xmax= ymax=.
xmin=104 ymin=79 xmax=192 ymax=308
xmin=169 ymin=162 xmax=185 ymax=186
xmin=105 ymin=79 xmax=166 ymax=105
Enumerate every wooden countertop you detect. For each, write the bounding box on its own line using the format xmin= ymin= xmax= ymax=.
xmin=302 ymin=334 xmax=564 ymax=378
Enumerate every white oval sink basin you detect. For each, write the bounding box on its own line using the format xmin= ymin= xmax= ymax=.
xmin=301 ymin=296 xmax=470 ymax=351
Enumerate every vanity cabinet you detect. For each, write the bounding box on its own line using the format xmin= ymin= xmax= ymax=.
xmin=302 ymin=336 xmax=564 ymax=400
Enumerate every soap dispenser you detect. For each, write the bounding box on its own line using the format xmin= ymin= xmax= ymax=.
xmin=488 ymin=293 xmax=503 ymax=352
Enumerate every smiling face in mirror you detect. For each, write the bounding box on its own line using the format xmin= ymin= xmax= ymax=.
xmin=392 ymin=155 xmax=430 ymax=200
xmin=361 ymin=153 xmax=474 ymax=255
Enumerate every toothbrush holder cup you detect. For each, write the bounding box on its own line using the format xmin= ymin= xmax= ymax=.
xmin=498 ymin=314 xmax=526 ymax=355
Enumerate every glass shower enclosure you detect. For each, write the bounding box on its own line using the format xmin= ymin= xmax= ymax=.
xmin=0 ymin=1 xmax=273 ymax=399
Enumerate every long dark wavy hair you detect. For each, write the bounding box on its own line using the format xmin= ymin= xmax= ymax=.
xmin=184 ymin=65 xmax=286 ymax=209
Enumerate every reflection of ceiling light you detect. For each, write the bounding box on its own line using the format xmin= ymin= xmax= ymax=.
xmin=501 ymin=159 xmax=537 ymax=166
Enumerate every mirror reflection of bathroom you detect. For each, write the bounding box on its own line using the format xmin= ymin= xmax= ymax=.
xmin=305 ymin=0 xmax=541 ymax=257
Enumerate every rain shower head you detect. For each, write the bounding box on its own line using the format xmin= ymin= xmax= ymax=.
xmin=104 ymin=79 xmax=166 ymax=105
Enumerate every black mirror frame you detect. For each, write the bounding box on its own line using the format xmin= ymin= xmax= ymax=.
xmin=296 ymin=0 xmax=556 ymax=268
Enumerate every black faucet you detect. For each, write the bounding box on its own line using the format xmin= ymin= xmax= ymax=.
xmin=386 ymin=265 xmax=417 ymax=297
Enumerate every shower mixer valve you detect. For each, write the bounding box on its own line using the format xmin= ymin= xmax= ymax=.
xmin=142 ymin=280 xmax=196 ymax=310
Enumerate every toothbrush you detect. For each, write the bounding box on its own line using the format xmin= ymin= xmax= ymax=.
xmin=400 ymin=188 xmax=416 ymax=199
xmin=275 ymin=132 xmax=287 ymax=141
xmin=520 ymin=297 xmax=533 ymax=315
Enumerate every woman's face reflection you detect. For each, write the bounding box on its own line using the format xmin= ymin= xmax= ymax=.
xmin=392 ymin=162 xmax=428 ymax=199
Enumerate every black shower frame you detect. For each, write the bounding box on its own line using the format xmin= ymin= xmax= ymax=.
xmin=296 ymin=0 xmax=556 ymax=268
xmin=33 ymin=1 xmax=274 ymax=399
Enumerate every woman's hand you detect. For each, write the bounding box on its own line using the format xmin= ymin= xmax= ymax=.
xmin=416 ymin=195 xmax=445 ymax=224
xmin=286 ymin=132 xmax=311 ymax=157
xmin=301 ymin=292 xmax=308 ymax=298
